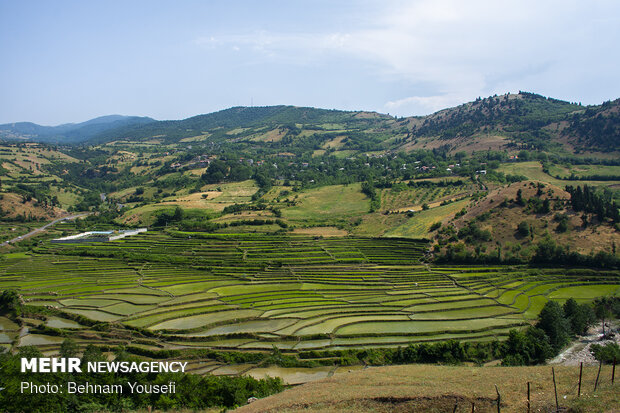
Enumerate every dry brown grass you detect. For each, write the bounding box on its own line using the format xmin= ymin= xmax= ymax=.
xmin=321 ymin=136 xmax=347 ymax=150
xmin=157 ymin=191 xmax=223 ymax=209
xmin=234 ymin=364 xmax=619 ymax=413
xmin=399 ymin=134 xmax=512 ymax=155
xmin=446 ymin=181 xmax=620 ymax=255
xmin=251 ymin=128 xmax=288 ymax=143
xmin=0 ymin=192 xmax=65 ymax=219
xmin=390 ymin=194 xmax=468 ymax=213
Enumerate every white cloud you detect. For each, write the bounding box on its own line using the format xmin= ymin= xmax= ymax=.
xmin=194 ymin=0 xmax=620 ymax=114
xmin=385 ymin=93 xmax=474 ymax=115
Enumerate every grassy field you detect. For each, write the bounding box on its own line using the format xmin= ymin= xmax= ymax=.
xmin=497 ymin=161 xmax=620 ymax=188
xmin=119 ymin=180 xmax=259 ymax=224
xmin=380 ymin=184 xmax=471 ymax=212
xmin=235 ymin=363 xmax=619 ymax=412
xmin=282 ymin=183 xmax=369 ymax=223
xmin=547 ymin=163 xmax=620 ymax=178
xmin=385 ymin=198 xmax=470 ymax=238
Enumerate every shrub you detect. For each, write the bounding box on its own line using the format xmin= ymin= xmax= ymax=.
xmin=590 ymin=343 xmax=620 ymax=363
xmin=517 ymin=221 xmax=530 ymax=237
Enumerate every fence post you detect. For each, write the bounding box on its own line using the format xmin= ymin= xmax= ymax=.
xmin=578 ymin=362 xmax=583 ymax=397
xmin=471 ymin=401 xmax=475 ymax=412
xmin=613 ymin=358 xmax=616 ymax=385
xmin=594 ymin=360 xmax=602 ymax=392
xmin=552 ymin=367 xmax=559 ymax=412
xmin=527 ymin=381 xmax=531 ymax=413
xmin=453 ymin=401 xmax=458 ymax=413
xmin=495 ymin=384 xmax=501 ymax=413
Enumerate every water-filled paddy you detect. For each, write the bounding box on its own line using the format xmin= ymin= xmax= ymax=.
xmin=188 ymin=318 xmax=297 ymax=336
xmin=45 ymin=317 xmax=84 ymax=329
xmin=18 ymin=334 xmax=65 ymax=346
xmin=148 ymin=309 xmax=262 ymax=330
xmin=0 ymin=316 xmax=19 ymax=330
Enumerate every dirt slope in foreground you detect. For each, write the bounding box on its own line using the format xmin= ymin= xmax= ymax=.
xmin=235 ymin=364 xmax=618 ymax=413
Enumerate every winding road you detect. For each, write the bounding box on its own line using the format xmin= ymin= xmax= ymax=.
xmin=1 ymin=213 xmax=89 ymax=246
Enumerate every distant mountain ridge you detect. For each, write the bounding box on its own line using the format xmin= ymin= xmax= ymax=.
xmin=0 ymin=115 xmax=156 ymax=143
xmin=2 ymin=93 xmax=618 ymax=154
xmin=87 ymin=105 xmax=389 ymax=145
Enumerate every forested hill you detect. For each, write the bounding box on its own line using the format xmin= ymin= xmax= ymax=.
xmin=2 ymin=93 xmax=619 ymax=154
xmin=0 ymin=115 xmax=156 ymax=144
xmin=87 ymin=93 xmax=620 ymax=155
xmin=407 ymin=92 xmax=620 ymax=153
xmin=88 ymin=106 xmax=391 ymax=144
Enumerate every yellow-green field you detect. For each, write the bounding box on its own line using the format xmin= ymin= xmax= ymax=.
xmin=498 ymin=161 xmax=620 ymax=188
xmin=282 ymin=183 xmax=369 ymax=223
xmin=385 ymin=198 xmax=470 ymax=238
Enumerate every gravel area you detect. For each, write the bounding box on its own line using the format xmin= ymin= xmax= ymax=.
xmin=550 ymin=322 xmax=619 ymax=366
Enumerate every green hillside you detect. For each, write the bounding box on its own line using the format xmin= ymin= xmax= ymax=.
xmin=78 ymin=93 xmax=620 ymax=155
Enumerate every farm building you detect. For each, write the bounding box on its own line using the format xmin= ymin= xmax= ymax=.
xmin=51 ymin=228 xmax=147 ymax=244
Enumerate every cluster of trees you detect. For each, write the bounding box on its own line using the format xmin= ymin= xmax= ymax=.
xmin=361 ymin=180 xmax=380 ymax=212
xmin=153 ymin=206 xmax=185 ymax=226
xmin=501 ymin=298 xmax=601 ymax=365
xmin=11 ymin=182 xmax=60 ymax=209
xmin=0 ymin=289 xmax=21 ymax=317
xmin=565 ymin=184 xmax=619 ymax=223
xmin=532 ymin=236 xmax=620 ymax=268
xmin=591 ymin=342 xmax=620 ymax=363
xmin=47 ymin=160 xmax=149 ymax=200
xmin=200 ymin=159 xmax=252 ymax=184
xmin=178 ymin=218 xmax=288 ymax=232
xmin=457 ymin=221 xmax=492 ymax=243
xmin=436 ymin=233 xmax=620 ymax=268
xmin=565 ymin=100 xmax=620 ymax=152
xmin=252 ymin=172 xmax=273 ymax=201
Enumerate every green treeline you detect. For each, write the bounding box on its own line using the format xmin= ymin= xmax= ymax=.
xmin=361 ymin=179 xmax=380 ymax=212
xmin=436 ymin=235 xmax=620 ymax=268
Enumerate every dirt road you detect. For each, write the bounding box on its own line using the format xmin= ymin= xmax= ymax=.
xmin=1 ymin=213 xmax=89 ymax=246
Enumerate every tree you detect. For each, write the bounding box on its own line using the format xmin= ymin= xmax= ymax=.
xmin=173 ymin=206 xmax=184 ymax=222
xmin=517 ymin=221 xmax=530 ymax=237
xmin=501 ymin=327 xmax=553 ymax=365
xmin=0 ymin=289 xmax=21 ymax=316
xmin=60 ymin=338 xmax=79 ymax=358
xmin=536 ymin=301 xmax=571 ymax=351
xmin=593 ymin=296 xmax=614 ymax=335
xmin=201 ymin=160 xmax=228 ymax=184
xmin=515 ymin=188 xmax=525 ymax=206
xmin=563 ymin=298 xmax=596 ymax=336
xmin=81 ymin=344 xmax=105 ymax=364
xmin=455 ymin=152 xmax=466 ymax=163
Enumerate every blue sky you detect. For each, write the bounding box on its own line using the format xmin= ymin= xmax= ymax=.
xmin=1 ymin=0 xmax=619 ymax=125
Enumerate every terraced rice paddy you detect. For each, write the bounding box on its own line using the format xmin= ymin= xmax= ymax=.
xmin=1 ymin=231 xmax=619 ymax=381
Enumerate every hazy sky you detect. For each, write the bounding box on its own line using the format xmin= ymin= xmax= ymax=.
xmin=1 ymin=0 xmax=619 ymax=125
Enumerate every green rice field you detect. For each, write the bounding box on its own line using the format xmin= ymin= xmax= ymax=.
xmin=1 ymin=231 xmax=619 ymax=381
